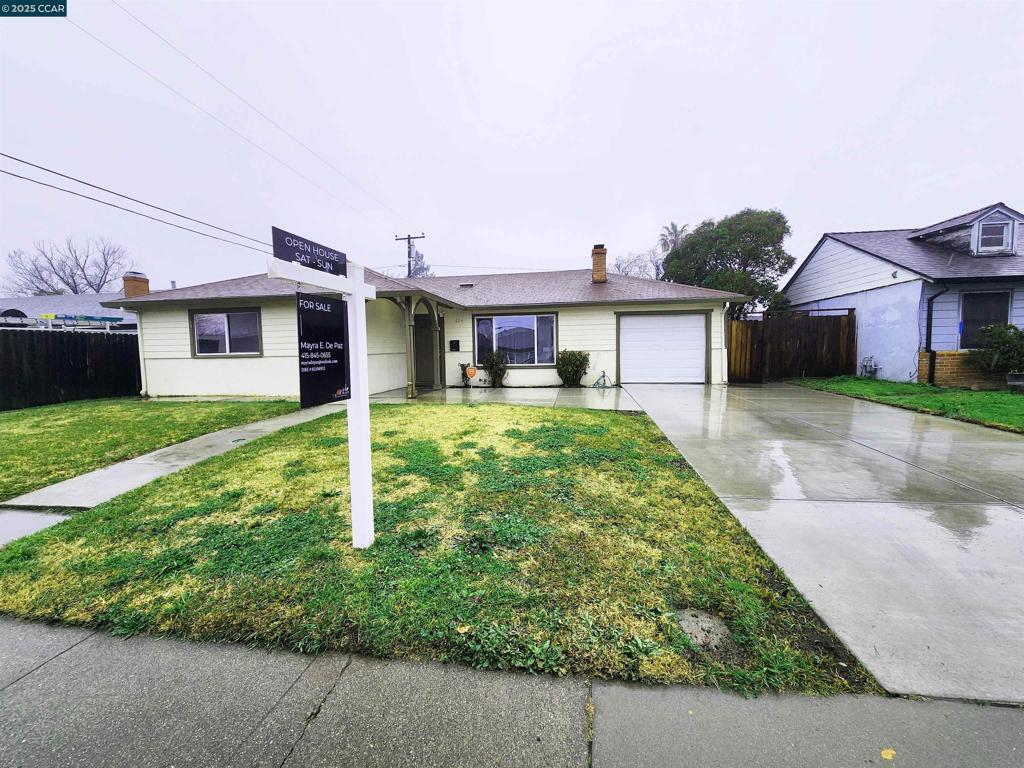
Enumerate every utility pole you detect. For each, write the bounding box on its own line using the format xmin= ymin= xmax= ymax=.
xmin=395 ymin=232 xmax=426 ymax=277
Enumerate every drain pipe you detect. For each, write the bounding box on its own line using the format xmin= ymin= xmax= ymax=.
xmin=924 ymin=288 xmax=948 ymax=385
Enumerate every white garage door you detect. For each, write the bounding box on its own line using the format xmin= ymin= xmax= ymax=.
xmin=619 ymin=313 xmax=707 ymax=383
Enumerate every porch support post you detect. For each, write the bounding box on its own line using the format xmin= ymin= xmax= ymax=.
xmin=404 ymin=296 xmax=416 ymax=399
xmin=430 ymin=311 xmax=442 ymax=391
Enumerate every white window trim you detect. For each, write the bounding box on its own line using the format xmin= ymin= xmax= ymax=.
xmin=977 ymin=221 xmax=1011 ymax=253
xmin=474 ymin=313 xmax=557 ymax=367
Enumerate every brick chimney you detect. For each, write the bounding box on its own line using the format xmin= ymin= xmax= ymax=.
xmin=122 ymin=271 xmax=150 ymax=298
xmin=591 ymin=244 xmax=607 ymax=284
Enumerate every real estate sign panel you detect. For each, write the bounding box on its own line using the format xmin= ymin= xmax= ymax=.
xmin=272 ymin=227 xmax=347 ymax=277
xmin=296 ymin=292 xmax=350 ymax=408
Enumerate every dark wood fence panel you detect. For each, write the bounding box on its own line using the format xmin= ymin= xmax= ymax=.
xmin=0 ymin=329 xmax=141 ymax=410
xmin=728 ymin=310 xmax=856 ymax=383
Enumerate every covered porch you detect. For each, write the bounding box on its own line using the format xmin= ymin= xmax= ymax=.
xmin=380 ymin=292 xmax=449 ymax=399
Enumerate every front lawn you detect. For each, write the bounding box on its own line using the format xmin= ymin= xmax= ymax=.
xmin=0 ymin=403 xmax=876 ymax=695
xmin=793 ymin=376 xmax=1024 ymax=433
xmin=0 ymin=398 xmax=298 ymax=501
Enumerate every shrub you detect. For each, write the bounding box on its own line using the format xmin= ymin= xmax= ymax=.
xmin=556 ymin=350 xmax=590 ymax=387
xmin=481 ymin=351 xmax=509 ymax=388
xmin=967 ymin=324 xmax=1024 ymax=374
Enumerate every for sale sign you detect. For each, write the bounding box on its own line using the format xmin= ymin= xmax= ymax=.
xmin=296 ymin=292 xmax=350 ymax=407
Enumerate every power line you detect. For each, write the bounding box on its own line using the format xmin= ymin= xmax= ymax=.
xmin=65 ymin=17 xmax=368 ymax=219
xmin=1 ymin=152 xmax=269 ymax=246
xmin=110 ymin=0 xmax=410 ymax=226
xmin=0 ymin=169 xmax=272 ymax=256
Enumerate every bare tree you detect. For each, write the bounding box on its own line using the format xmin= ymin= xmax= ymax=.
xmin=4 ymin=237 xmax=133 ymax=295
xmin=612 ymin=246 xmax=665 ymax=280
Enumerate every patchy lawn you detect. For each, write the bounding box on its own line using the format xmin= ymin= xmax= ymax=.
xmin=793 ymin=376 xmax=1024 ymax=434
xmin=0 ymin=398 xmax=298 ymax=501
xmin=0 ymin=403 xmax=877 ymax=696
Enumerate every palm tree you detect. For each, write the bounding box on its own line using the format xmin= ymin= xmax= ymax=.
xmin=659 ymin=222 xmax=687 ymax=254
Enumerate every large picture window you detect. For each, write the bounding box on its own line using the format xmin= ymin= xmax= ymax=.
xmin=960 ymin=292 xmax=1009 ymax=349
xmin=192 ymin=309 xmax=261 ymax=355
xmin=474 ymin=314 xmax=556 ymax=365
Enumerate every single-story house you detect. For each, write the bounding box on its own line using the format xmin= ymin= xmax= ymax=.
xmin=102 ymin=245 xmax=746 ymax=398
xmin=0 ymin=273 xmax=144 ymax=331
xmin=783 ymin=202 xmax=1024 ymax=386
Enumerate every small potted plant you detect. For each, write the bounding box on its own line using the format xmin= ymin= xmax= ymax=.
xmin=967 ymin=324 xmax=1024 ymax=392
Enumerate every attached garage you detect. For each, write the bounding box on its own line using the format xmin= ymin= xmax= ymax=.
xmin=617 ymin=312 xmax=709 ymax=384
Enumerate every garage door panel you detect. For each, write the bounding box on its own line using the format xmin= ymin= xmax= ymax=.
xmin=619 ymin=314 xmax=706 ymax=383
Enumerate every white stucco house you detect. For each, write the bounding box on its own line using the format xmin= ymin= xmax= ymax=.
xmin=783 ymin=202 xmax=1024 ymax=386
xmin=102 ymin=245 xmax=746 ymax=398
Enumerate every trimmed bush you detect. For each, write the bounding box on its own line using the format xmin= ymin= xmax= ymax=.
xmin=556 ymin=350 xmax=590 ymax=387
xmin=482 ymin=351 xmax=509 ymax=387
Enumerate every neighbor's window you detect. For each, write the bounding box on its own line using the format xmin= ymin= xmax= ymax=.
xmin=475 ymin=314 xmax=556 ymax=365
xmin=193 ymin=310 xmax=261 ymax=355
xmin=978 ymin=222 xmax=1010 ymax=251
xmin=960 ymin=292 xmax=1009 ymax=349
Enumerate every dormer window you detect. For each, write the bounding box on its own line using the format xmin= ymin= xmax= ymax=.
xmin=978 ymin=222 xmax=1010 ymax=252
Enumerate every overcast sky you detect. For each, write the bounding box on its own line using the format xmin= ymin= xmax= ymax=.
xmin=1 ymin=0 xmax=1022 ymax=292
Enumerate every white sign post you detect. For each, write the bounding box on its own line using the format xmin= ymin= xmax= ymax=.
xmin=268 ymin=242 xmax=377 ymax=549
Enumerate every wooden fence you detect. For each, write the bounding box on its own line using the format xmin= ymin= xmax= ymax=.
xmin=0 ymin=328 xmax=141 ymax=411
xmin=728 ymin=309 xmax=856 ymax=383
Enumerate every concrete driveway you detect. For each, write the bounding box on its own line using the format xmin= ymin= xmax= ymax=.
xmin=626 ymin=383 xmax=1024 ymax=703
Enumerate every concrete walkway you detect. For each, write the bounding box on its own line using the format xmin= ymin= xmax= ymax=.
xmin=3 ymin=402 xmax=343 ymax=510
xmin=371 ymin=385 xmax=641 ymax=411
xmin=626 ymin=383 xmax=1024 ymax=704
xmin=1 ymin=619 xmax=1021 ymax=768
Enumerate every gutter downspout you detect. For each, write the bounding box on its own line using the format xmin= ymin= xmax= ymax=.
xmin=129 ymin=307 xmax=148 ymax=397
xmin=924 ymin=288 xmax=949 ymax=386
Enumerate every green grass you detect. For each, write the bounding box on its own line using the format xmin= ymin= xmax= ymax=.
xmin=0 ymin=403 xmax=877 ymax=696
xmin=0 ymin=398 xmax=299 ymax=500
xmin=793 ymin=376 xmax=1024 ymax=433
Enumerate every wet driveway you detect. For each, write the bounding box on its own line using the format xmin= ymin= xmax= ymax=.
xmin=626 ymin=383 xmax=1024 ymax=703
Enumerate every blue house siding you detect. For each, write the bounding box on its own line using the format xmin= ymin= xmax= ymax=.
xmin=791 ymin=280 xmax=925 ymax=382
xmin=920 ymin=282 xmax=1024 ymax=351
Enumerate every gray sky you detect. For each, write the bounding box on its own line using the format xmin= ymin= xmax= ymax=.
xmin=2 ymin=0 xmax=1022 ymax=292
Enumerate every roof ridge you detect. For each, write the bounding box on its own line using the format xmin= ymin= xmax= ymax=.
xmin=828 ymin=228 xmax=916 ymax=235
xmin=411 ymin=268 xmax=589 ymax=281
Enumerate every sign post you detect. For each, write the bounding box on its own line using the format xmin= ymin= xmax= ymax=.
xmin=270 ymin=226 xmax=376 ymax=549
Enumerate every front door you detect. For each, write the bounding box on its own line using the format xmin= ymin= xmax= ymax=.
xmin=414 ymin=314 xmax=435 ymax=388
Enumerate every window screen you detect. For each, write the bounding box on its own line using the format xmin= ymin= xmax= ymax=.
xmin=960 ymin=293 xmax=1009 ymax=349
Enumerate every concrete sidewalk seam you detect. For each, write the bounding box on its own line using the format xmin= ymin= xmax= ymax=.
xmin=276 ymin=655 xmax=352 ymax=768
xmin=0 ymin=627 xmax=96 ymax=693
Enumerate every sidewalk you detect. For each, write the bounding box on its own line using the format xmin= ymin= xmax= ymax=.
xmin=1 ymin=618 xmax=1020 ymax=768
xmin=2 ymin=402 xmax=342 ymax=510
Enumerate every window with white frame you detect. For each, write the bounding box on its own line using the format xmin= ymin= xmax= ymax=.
xmin=192 ymin=309 xmax=261 ymax=355
xmin=978 ymin=221 xmax=1011 ymax=252
xmin=475 ymin=314 xmax=556 ymax=365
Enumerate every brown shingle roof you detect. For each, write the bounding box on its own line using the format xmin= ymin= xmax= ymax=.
xmin=104 ymin=268 xmax=745 ymax=310
xmin=404 ymin=269 xmax=745 ymax=308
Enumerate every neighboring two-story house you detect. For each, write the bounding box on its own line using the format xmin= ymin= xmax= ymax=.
xmin=783 ymin=203 xmax=1024 ymax=386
